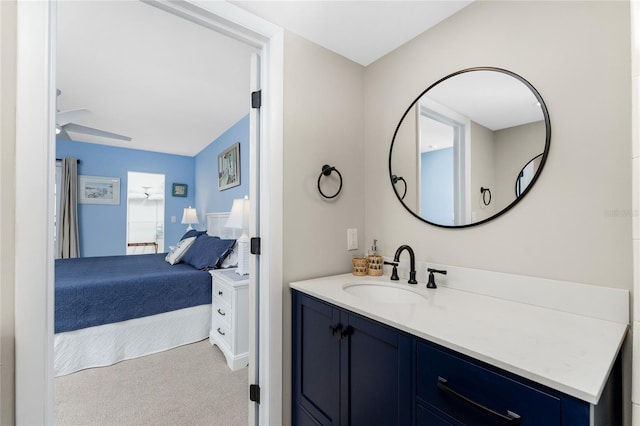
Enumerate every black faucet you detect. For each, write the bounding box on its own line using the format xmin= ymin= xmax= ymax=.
xmin=393 ymin=245 xmax=417 ymax=284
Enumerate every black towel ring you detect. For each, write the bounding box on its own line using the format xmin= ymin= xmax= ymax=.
xmin=318 ymin=164 xmax=343 ymax=199
xmin=480 ymin=187 xmax=492 ymax=206
xmin=391 ymin=175 xmax=407 ymax=200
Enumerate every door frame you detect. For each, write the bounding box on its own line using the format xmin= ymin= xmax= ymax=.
xmin=14 ymin=1 xmax=284 ymax=424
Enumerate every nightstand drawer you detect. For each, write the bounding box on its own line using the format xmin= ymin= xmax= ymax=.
xmin=214 ymin=279 xmax=233 ymax=306
xmin=213 ymin=299 xmax=232 ymax=329
xmin=213 ymin=322 xmax=232 ymax=349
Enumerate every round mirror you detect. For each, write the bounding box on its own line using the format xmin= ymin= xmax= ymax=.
xmin=389 ymin=67 xmax=550 ymax=228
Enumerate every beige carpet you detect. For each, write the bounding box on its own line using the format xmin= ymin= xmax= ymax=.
xmin=55 ymin=340 xmax=249 ymax=426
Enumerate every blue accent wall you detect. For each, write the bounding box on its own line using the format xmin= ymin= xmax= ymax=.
xmin=57 ymin=140 xmax=196 ymax=257
xmin=56 ymin=115 xmax=249 ymax=257
xmin=194 ymin=115 xmax=250 ymax=219
xmin=422 ymin=148 xmax=454 ymax=226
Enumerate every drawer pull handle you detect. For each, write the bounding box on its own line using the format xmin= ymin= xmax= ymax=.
xmin=217 ymin=328 xmax=226 ymax=336
xmin=217 ymin=308 xmax=226 ymax=316
xmin=437 ymin=377 xmax=521 ymax=425
xmin=218 ymin=291 xmax=223 ymax=296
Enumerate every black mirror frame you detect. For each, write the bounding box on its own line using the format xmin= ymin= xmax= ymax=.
xmin=388 ymin=66 xmax=551 ymax=229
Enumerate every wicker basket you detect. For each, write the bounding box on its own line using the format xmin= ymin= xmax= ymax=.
xmin=367 ymin=255 xmax=384 ymax=276
xmin=352 ymin=257 xmax=369 ymax=276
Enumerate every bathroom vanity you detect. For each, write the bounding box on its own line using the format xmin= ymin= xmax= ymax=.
xmin=291 ymin=271 xmax=628 ymax=425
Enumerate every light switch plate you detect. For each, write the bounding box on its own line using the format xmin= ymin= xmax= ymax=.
xmin=347 ymin=228 xmax=358 ymax=250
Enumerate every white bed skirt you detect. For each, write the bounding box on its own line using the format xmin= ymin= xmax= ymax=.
xmin=54 ymin=304 xmax=212 ymax=377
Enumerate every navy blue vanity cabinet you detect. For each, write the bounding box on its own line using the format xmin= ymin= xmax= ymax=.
xmin=415 ymin=340 xmax=592 ymax=426
xmin=292 ymin=290 xmax=412 ymax=426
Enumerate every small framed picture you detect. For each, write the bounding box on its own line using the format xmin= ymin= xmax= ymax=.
xmin=79 ymin=175 xmax=120 ymax=205
xmin=172 ymin=183 xmax=188 ymax=197
xmin=218 ymin=142 xmax=240 ymax=191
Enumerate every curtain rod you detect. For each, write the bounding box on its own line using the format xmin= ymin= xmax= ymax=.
xmin=55 ymin=158 xmax=80 ymax=163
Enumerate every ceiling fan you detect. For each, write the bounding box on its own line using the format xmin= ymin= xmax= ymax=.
xmin=56 ymin=89 xmax=132 ymax=142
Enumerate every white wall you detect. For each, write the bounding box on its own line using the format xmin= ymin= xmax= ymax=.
xmin=282 ymin=31 xmax=365 ymax=425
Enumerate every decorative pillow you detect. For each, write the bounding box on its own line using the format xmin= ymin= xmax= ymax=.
xmin=180 ymin=229 xmax=207 ymax=241
xmin=181 ymin=235 xmax=236 ymax=270
xmin=165 ymin=236 xmax=197 ymax=265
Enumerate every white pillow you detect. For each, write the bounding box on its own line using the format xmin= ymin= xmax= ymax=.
xmin=220 ymin=243 xmax=238 ymax=268
xmin=165 ymin=236 xmax=197 ymax=265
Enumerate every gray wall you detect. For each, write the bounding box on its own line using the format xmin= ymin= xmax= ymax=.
xmin=282 ymin=2 xmax=632 ymax=423
xmin=364 ymin=0 xmax=631 ymax=289
xmin=282 ymin=31 xmax=365 ymax=424
xmin=363 ymin=2 xmax=632 ymax=423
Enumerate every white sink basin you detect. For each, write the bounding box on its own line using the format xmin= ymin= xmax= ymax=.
xmin=342 ymin=282 xmax=426 ymax=304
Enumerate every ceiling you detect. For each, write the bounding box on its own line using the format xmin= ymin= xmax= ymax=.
xmin=56 ymin=0 xmax=471 ymax=157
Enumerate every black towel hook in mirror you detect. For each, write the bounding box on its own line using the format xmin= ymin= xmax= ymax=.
xmin=318 ymin=164 xmax=343 ymax=199
xmin=480 ymin=187 xmax=492 ymax=206
xmin=391 ymin=175 xmax=407 ymax=200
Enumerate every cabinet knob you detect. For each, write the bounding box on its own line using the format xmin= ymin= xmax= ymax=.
xmin=218 ymin=291 xmax=223 ymax=296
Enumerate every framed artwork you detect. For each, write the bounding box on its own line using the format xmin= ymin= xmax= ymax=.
xmin=172 ymin=183 xmax=188 ymax=197
xmin=218 ymin=142 xmax=240 ymax=191
xmin=78 ymin=175 xmax=120 ymax=205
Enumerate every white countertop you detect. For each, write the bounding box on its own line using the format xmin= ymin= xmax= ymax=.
xmin=290 ymin=273 xmax=628 ymax=405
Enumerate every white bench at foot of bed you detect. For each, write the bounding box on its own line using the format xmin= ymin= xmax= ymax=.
xmin=54 ymin=304 xmax=212 ymax=377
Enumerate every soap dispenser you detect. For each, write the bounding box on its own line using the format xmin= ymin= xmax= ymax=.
xmin=367 ymin=239 xmax=383 ymax=276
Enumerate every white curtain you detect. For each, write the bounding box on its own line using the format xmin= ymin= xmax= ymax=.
xmin=57 ymin=157 xmax=80 ymax=258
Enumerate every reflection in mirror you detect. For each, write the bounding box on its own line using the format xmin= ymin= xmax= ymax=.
xmin=389 ymin=67 xmax=550 ymax=228
xmin=515 ymin=154 xmax=543 ymax=197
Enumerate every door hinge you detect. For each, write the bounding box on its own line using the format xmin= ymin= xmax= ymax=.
xmin=249 ymin=384 xmax=260 ymax=403
xmin=251 ymin=90 xmax=262 ymax=109
xmin=250 ymin=237 xmax=261 ymax=255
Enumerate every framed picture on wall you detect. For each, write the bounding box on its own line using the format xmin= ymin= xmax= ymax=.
xmin=172 ymin=183 xmax=188 ymax=197
xmin=78 ymin=175 xmax=120 ymax=205
xmin=218 ymin=142 xmax=240 ymax=191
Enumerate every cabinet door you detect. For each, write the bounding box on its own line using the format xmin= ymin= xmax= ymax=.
xmin=344 ymin=312 xmax=412 ymax=426
xmin=292 ymin=291 xmax=342 ymax=426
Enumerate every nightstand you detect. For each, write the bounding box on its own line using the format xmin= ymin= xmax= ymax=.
xmin=209 ymin=269 xmax=249 ymax=371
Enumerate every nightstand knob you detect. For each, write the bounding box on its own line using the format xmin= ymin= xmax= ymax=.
xmin=218 ymin=291 xmax=223 ymax=296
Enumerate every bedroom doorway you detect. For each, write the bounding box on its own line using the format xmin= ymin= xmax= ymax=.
xmin=15 ymin=2 xmax=284 ymax=425
xmin=126 ymin=172 xmax=165 ymax=254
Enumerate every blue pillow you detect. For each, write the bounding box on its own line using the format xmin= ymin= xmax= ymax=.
xmin=180 ymin=229 xmax=207 ymax=241
xmin=181 ymin=235 xmax=236 ymax=270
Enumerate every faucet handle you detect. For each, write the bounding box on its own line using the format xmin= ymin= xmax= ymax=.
xmin=427 ymin=268 xmax=447 ymax=289
xmin=384 ymin=261 xmax=399 ymax=281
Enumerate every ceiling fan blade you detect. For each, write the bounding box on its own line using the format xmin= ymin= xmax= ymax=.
xmin=56 ymin=109 xmax=91 ymax=126
xmin=64 ymin=123 xmax=132 ymax=141
xmin=57 ymin=128 xmax=73 ymax=140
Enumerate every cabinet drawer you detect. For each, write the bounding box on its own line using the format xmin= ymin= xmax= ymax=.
xmin=213 ymin=322 xmax=232 ymax=350
xmin=214 ymin=280 xmax=233 ymax=306
xmin=212 ymin=299 xmax=232 ymax=329
xmin=417 ymin=341 xmax=561 ymax=426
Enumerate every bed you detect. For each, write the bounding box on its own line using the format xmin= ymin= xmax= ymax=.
xmin=54 ymin=212 xmax=239 ymax=376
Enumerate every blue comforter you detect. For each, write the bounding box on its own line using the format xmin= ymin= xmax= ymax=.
xmin=55 ymin=254 xmax=212 ymax=333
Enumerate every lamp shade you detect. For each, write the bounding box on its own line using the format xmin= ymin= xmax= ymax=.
xmin=225 ymin=196 xmax=249 ymax=231
xmin=181 ymin=207 xmax=199 ymax=231
xmin=226 ymin=196 xmax=250 ymax=275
